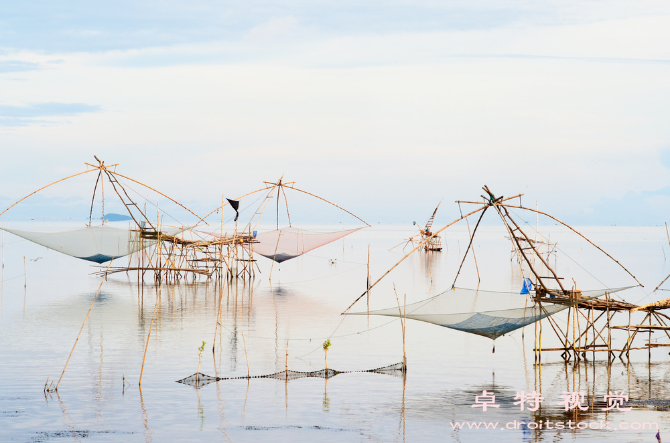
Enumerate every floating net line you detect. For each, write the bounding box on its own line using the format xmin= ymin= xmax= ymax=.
xmin=245 ymin=227 xmax=362 ymax=263
xmin=176 ymin=362 xmax=406 ymax=388
xmin=1 ymin=225 xmax=186 ymax=263
xmin=347 ymin=287 xmax=634 ymax=340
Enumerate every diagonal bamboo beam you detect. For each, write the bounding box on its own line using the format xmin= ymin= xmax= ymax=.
xmin=199 ymin=187 xmax=269 ymax=222
xmin=88 ymin=170 xmax=102 ymax=225
xmin=499 ymin=203 xmax=642 ymax=287
xmin=0 ymin=169 xmax=98 ymax=218
xmin=451 ymin=207 xmax=488 ymax=287
xmin=289 ymin=186 xmax=370 ymax=227
xmin=491 ymin=202 xmax=549 ymax=291
xmin=501 ymin=204 xmax=566 ymax=292
xmin=107 ymin=170 xmax=207 ymax=226
xmin=341 ymin=204 xmax=487 ymax=314
xmin=653 ymin=274 xmax=670 ymax=292
xmin=280 ymin=185 xmax=292 ymax=227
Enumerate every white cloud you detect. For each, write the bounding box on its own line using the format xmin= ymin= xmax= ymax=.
xmin=1 ymin=5 xmax=669 ymax=223
xmin=247 ymin=16 xmax=301 ymax=42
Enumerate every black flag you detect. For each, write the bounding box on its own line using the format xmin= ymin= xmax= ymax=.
xmin=227 ymin=198 xmax=240 ymax=222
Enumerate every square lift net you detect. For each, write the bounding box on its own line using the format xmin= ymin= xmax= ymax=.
xmin=347 ymin=286 xmax=633 ymax=340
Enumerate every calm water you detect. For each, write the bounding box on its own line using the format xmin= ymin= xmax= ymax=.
xmin=1 ymin=223 xmax=669 ymax=442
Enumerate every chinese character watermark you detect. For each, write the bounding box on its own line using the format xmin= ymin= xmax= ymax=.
xmin=472 ymin=390 xmax=500 ymax=411
xmin=603 ymin=391 xmax=632 ymax=411
xmin=514 ymin=391 xmax=544 ymax=411
xmin=558 ymin=391 xmax=589 ymax=411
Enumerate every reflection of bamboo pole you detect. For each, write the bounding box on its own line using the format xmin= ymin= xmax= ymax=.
xmin=213 ymin=196 xmax=225 ymax=352
xmin=269 ymin=232 xmax=282 ymax=282
xmin=213 ymin=283 xmax=225 ymax=353
xmin=393 ymin=284 xmax=407 ymax=368
xmin=139 ymin=284 xmax=162 ymax=386
xmin=367 ymin=245 xmax=370 ymax=316
xmin=55 ymin=260 xmax=113 ymax=391
xmin=241 ymin=331 xmax=250 ymax=377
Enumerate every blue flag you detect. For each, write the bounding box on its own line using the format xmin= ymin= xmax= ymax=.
xmin=520 ymin=278 xmax=533 ymax=295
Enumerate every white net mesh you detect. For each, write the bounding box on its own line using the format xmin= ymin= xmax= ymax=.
xmin=348 ymin=287 xmax=633 ymax=340
xmin=246 ymin=227 xmax=362 ymax=263
xmin=2 ymin=225 xmax=186 ymax=263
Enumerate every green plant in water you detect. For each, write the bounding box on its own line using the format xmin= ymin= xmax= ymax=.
xmin=197 ymin=341 xmax=206 ymax=376
xmin=322 ymin=339 xmax=331 ymax=370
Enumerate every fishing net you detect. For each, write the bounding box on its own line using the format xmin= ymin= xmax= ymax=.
xmin=245 ymin=227 xmax=362 ymax=263
xmin=2 ymin=225 xmax=186 ymax=263
xmin=347 ymin=287 xmax=633 ymax=340
xmin=176 ymin=373 xmax=220 ymax=388
xmin=176 ymin=362 xmax=406 ymax=388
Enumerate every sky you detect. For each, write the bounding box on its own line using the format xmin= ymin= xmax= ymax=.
xmin=1 ymin=1 xmax=669 ymax=226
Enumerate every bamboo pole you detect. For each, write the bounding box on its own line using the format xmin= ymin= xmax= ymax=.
xmin=106 ymin=169 xmax=207 ymax=225
xmin=393 ymin=284 xmax=407 ymax=369
xmin=465 ymin=210 xmax=481 ymax=282
xmin=289 ymin=186 xmax=370 ymax=226
xmin=54 ymin=260 xmax=113 ymax=391
xmin=88 ymin=171 xmax=102 ymax=225
xmin=492 ymin=204 xmax=550 ymax=292
xmin=342 ymin=204 xmax=488 ymax=314
xmin=100 ymin=164 xmax=105 ymax=223
xmin=0 ymin=169 xmax=98 ymax=218
xmin=102 ymin=170 xmax=153 ymax=231
xmin=199 ymin=187 xmax=269 ymax=223
xmin=139 ymin=283 xmax=162 ymax=386
xmin=452 ymin=207 xmax=488 ymax=287
xmin=500 ymin=205 xmax=566 ymax=292
xmin=500 ymin=203 xmax=642 ymax=287
xmin=212 ymin=195 xmax=225 ymax=352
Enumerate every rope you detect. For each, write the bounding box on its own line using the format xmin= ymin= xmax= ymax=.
xmin=508 ymin=208 xmax=658 ymax=306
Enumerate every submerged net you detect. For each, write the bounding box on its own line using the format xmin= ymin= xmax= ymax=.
xmin=176 ymin=373 xmax=220 ymax=388
xmin=176 ymin=362 xmax=406 ymax=388
xmin=2 ymin=225 xmax=186 ymax=263
xmin=245 ymin=227 xmax=362 ymax=263
xmin=347 ymin=287 xmax=633 ymax=340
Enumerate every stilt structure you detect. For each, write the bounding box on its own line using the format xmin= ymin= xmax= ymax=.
xmin=346 ymin=186 xmax=653 ymax=363
xmin=107 ymin=175 xmax=368 ymax=282
xmin=391 ymin=201 xmax=443 ymax=252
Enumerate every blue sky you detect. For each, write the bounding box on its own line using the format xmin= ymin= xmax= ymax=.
xmin=1 ymin=1 xmax=669 ymax=225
